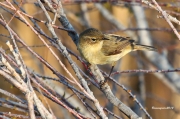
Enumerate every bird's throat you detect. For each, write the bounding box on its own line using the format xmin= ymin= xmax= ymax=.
xmin=82 ymin=42 xmax=103 ymax=64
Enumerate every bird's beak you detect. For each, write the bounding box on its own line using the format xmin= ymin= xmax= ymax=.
xmin=103 ymin=34 xmax=110 ymax=40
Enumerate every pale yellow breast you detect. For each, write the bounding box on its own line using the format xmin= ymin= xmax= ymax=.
xmin=79 ymin=42 xmax=133 ymax=65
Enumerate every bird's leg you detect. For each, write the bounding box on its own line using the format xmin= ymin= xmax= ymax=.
xmin=109 ymin=62 xmax=116 ymax=77
xmin=109 ymin=66 xmax=114 ymax=77
xmin=101 ymin=62 xmax=116 ymax=86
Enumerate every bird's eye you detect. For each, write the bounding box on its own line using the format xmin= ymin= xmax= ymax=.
xmin=91 ymin=38 xmax=96 ymax=42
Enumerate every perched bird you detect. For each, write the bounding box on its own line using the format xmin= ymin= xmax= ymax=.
xmin=78 ymin=28 xmax=156 ymax=75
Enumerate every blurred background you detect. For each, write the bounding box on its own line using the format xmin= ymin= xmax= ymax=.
xmin=0 ymin=0 xmax=180 ymax=119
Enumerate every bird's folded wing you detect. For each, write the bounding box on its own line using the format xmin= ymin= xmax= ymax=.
xmin=101 ymin=34 xmax=134 ymax=56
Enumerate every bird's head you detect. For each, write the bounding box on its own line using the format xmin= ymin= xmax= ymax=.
xmin=79 ymin=28 xmax=109 ymax=47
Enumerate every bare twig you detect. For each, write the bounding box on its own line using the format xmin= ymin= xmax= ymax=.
xmin=111 ymin=68 xmax=180 ymax=75
xmin=142 ymin=0 xmax=180 ymax=37
xmin=150 ymin=0 xmax=180 ymax=40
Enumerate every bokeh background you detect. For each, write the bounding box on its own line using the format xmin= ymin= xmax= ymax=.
xmin=0 ymin=0 xmax=180 ymax=119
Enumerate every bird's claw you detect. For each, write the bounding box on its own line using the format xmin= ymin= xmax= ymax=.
xmin=99 ymin=77 xmax=108 ymax=88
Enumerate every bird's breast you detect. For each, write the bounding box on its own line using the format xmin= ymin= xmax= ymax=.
xmin=79 ymin=42 xmax=105 ymax=64
xmin=79 ymin=42 xmax=133 ymax=65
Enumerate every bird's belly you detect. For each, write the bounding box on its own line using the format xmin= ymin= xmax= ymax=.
xmin=84 ymin=51 xmax=123 ymax=65
xmin=107 ymin=50 xmax=132 ymax=62
xmin=82 ymin=46 xmax=132 ymax=65
xmin=90 ymin=49 xmax=132 ymax=65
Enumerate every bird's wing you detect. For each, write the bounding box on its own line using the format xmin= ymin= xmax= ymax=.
xmin=101 ymin=34 xmax=134 ymax=56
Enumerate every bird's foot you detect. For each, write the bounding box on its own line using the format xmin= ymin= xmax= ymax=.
xmin=99 ymin=77 xmax=109 ymax=88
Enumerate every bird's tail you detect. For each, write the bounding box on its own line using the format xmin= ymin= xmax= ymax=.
xmin=134 ymin=44 xmax=157 ymax=51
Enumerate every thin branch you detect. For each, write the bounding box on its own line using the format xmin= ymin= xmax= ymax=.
xmin=111 ymin=68 xmax=180 ymax=75
xmin=150 ymin=0 xmax=180 ymax=40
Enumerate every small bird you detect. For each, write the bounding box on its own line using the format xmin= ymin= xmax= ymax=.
xmin=78 ymin=28 xmax=156 ymax=76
